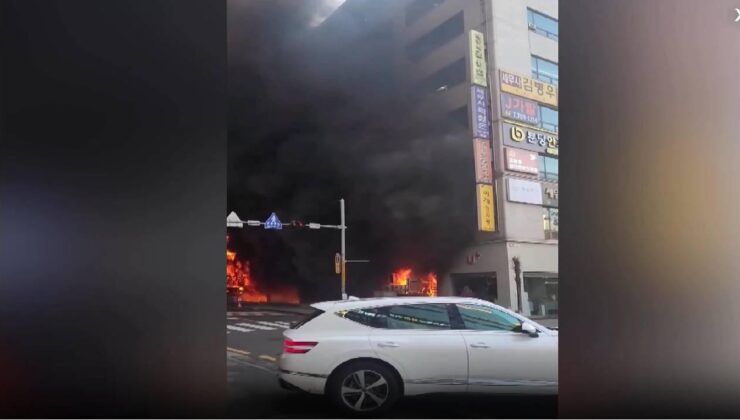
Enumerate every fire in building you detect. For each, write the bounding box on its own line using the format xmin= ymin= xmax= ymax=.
xmin=377 ymin=268 xmax=438 ymax=297
xmin=226 ymin=235 xmax=300 ymax=304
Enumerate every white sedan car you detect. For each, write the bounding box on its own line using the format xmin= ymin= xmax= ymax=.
xmin=278 ymin=296 xmax=557 ymax=415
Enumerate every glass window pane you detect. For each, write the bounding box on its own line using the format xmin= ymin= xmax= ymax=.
xmin=340 ymin=307 xmax=387 ymax=328
xmin=547 ymin=157 xmax=559 ymax=179
xmin=456 ymin=304 xmax=521 ymax=331
xmin=383 ymin=304 xmax=451 ymax=330
xmin=540 ymin=106 xmax=558 ymax=132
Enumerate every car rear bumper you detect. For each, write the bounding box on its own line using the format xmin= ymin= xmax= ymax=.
xmin=278 ymin=369 xmax=327 ymax=394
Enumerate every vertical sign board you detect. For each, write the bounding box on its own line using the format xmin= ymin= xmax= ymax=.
xmin=477 ymin=183 xmax=496 ymax=232
xmin=471 ymin=86 xmax=491 ymax=139
xmin=469 ymin=30 xmax=487 ymax=87
xmin=500 ymin=92 xmax=540 ymax=126
xmin=473 ymin=138 xmax=493 ymax=184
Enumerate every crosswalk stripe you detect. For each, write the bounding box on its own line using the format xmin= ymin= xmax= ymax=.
xmin=236 ymin=322 xmax=275 ymax=331
xmin=227 ymin=325 xmax=254 ymax=333
xmin=255 ymin=321 xmax=291 ymax=328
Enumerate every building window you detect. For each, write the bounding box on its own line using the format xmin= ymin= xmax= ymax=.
xmin=523 ymin=273 xmax=558 ymax=317
xmin=414 ymin=57 xmax=466 ymax=96
xmin=538 ymin=155 xmax=559 ymax=181
xmin=405 ymin=0 xmax=445 ymax=26
xmin=406 ymin=11 xmax=464 ymax=62
xmin=543 ymin=208 xmax=559 ymax=240
xmin=531 ymin=55 xmax=558 ymax=85
xmin=539 ymin=105 xmax=558 ymax=132
xmin=527 ymin=9 xmax=558 ymax=41
xmin=447 ymin=105 xmax=468 ymax=129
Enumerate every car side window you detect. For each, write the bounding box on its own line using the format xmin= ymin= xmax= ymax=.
xmin=381 ymin=303 xmax=452 ymax=330
xmin=455 ymin=303 xmax=521 ymax=331
xmin=337 ymin=307 xmax=388 ymax=328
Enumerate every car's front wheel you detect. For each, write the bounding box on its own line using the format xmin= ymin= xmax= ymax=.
xmin=327 ymin=360 xmax=401 ymax=416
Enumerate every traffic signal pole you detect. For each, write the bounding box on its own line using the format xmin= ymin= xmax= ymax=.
xmin=227 ymin=198 xmax=364 ymax=301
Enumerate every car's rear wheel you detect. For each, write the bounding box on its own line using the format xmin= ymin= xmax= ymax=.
xmin=327 ymin=360 xmax=401 ymax=416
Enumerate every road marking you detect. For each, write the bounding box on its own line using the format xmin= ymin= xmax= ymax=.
xmin=259 ymin=354 xmax=277 ymax=362
xmin=228 ymin=353 xmax=277 ymax=373
xmin=236 ymin=322 xmax=276 ymax=331
xmin=255 ymin=320 xmax=291 ymax=328
xmin=226 ymin=347 xmax=251 ymax=357
xmin=227 ymin=325 xmax=254 ymax=333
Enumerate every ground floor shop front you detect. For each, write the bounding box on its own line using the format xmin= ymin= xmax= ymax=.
xmin=440 ymin=241 xmax=558 ymax=318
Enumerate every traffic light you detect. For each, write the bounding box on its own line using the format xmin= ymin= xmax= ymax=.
xmin=290 ymin=220 xmax=305 ymax=228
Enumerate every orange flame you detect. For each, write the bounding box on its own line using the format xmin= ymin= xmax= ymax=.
xmin=389 ymin=268 xmax=437 ymax=296
xmin=226 ymin=235 xmax=299 ymax=304
xmin=227 ymin=235 xmax=267 ymax=303
xmin=391 ymin=268 xmax=412 ymax=286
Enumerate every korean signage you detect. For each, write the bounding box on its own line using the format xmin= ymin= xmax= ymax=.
xmin=471 ymin=85 xmax=491 ymax=139
xmin=476 ymin=183 xmax=496 ymax=232
xmin=500 ymin=70 xmax=558 ymax=107
xmin=500 ymin=92 xmax=540 ymax=126
xmin=502 ymin=122 xmax=559 ymax=156
xmin=542 ymin=183 xmax=559 ymax=208
xmin=469 ymin=30 xmax=487 ymax=87
xmin=473 ymin=139 xmax=493 ymax=184
xmin=504 ymin=148 xmax=539 ymax=175
xmin=507 ymin=178 xmax=543 ymax=205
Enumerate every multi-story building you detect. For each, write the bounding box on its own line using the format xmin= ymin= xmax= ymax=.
xmin=392 ymin=0 xmax=559 ymax=317
xmin=310 ymin=0 xmax=559 ymax=316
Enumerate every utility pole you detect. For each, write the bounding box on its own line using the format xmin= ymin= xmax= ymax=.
xmin=340 ymin=198 xmax=347 ymax=300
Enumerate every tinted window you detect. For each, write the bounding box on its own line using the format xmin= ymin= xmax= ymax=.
xmin=384 ymin=303 xmax=451 ymax=330
xmin=405 ymin=0 xmax=445 ymax=26
xmin=539 ymin=105 xmax=558 ymax=132
xmin=527 ymin=9 xmax=558 ymax=41
xmin=406 ymin=12 xmax=464 ymax=62
xmin=456 ymin=304 xmax=521 ymax=331
xmin=531 ymin=55 xmax=558 ymax=85
xmin=414 ymin=57 xmax=466 ymax=96
xmin=338 ymin=307 xmax=387 ymax=328
xmin=292 ymin=309 xmax=325 ymax=329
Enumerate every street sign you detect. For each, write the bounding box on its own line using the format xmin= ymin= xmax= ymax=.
xmin=264 ymin=212 xmax=283 ymax=230
xmin=226 ymin=211 xmax=243 ymax=228
xmin=335 ymin=253 xmax=341 ymax=274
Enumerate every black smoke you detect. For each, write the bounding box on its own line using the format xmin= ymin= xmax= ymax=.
xmin=227 ymin=0 xmax=477 ymax=301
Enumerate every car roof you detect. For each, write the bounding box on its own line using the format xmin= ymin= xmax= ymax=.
xmin=310 ymin=296 xmax=499 ymax=311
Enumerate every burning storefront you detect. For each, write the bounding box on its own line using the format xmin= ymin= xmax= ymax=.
xmin=376 ymin=268 xmax=438 ymax=297
xmin=226 ymin=235 xmax=299 ymax=305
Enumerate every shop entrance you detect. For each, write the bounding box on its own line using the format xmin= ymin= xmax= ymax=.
xmin=523 ymin=272 xmax=558 ymax=317
xmin=451 ymin=273 xmax=498 ymax=304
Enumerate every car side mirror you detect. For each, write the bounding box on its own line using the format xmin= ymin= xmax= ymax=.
xmin=520 ymin=322 xmax=539 ymax=338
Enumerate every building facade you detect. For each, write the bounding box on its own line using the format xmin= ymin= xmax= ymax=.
xmin=392 ymin=0 xmax=559 ymax=317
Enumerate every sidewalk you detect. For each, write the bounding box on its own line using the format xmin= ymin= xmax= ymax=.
xmin=532 ymin=317 xmax=559 ymax=329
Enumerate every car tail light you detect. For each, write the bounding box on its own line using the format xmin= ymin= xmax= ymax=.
xmin=282 ymin=339 xmax=318 ymax=354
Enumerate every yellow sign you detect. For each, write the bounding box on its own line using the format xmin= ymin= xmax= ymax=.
xmin=500 ymin=70 xmax=558 ymax=107
xmin=334 ymin=253 xmax=341 ymax=274
xmin=469 ymin=30 xmax=487 ymax=87
xmin=476 ymin=183 xmax=496 ymax=232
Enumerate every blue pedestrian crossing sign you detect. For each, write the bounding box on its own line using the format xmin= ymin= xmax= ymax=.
xmin=264 ymin=212 xmax=283 ymax=230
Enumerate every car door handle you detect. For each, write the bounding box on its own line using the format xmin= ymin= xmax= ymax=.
xmin=377 ymin=342 xmax=400 ymax=348
xmin=470 ymin=343 xmax=490 ymax=349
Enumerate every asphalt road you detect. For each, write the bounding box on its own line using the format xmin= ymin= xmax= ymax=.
xmin=226 ymin=306 xmax=557 ymax=418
